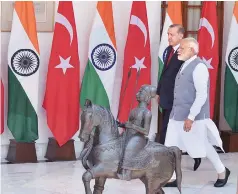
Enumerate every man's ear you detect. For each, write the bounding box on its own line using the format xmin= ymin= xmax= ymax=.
xmin=179 ymin=33 xmax=184 ymax=40
xmin=190 ymin=47 xmax=196 ymax=54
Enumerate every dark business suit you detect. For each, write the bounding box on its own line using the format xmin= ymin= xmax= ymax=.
xmin=157 ymin=45 xmax=184 ymax=144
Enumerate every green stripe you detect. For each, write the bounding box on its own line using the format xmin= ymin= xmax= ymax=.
xmin=7 ymin=67 xmax=38 ymax=142
xmin=158 ymin=57 xmax=164 ymax=82
xmin=80 ymin=60 xmax=110 ymax=109
xmin=157 ymin=57 xmax=164 ymax=113
xmin=224 ymin=65 xmax=238 ymax=132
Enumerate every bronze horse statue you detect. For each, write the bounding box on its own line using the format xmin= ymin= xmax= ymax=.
xmin=79 ymin=99 xmax=182 ymax=194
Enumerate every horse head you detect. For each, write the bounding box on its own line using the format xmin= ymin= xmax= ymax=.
xmin=79 ymin=99 xmax=99 ymax=142
xmin=79 ymin=99 xmax=119 ymax=144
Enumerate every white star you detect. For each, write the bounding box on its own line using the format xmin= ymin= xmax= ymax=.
xmin=131 ymin=57 xmax=147 ymax=72
xmin=202 ymin=57 xmax=214 ymax=69
xmin=55 ymin=56 xmax=74 ymax=74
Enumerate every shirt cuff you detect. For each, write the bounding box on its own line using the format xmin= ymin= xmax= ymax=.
xmin=188 ymin=114 xmax=195 ymax=121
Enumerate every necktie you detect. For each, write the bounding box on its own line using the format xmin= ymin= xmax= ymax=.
xmin=166 ymin=48 xmax=174 ymax=66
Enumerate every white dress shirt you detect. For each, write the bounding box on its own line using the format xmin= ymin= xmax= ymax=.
xmin=179 ymin=55 xmax=209 ymax=121
xmin=173 ymin=44 xmax=180 ymax=53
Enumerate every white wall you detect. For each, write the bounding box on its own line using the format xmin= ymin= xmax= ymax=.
xmin=0 ymin=1 xmax=162 ymax=161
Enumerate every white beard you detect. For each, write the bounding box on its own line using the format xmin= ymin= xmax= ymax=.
xmin=177 ymin=55 xmax=183 ymax=61
xmin=178 ymin=55 xmax=190 ymax=61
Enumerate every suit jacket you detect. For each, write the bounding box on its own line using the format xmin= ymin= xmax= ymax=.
xmin=157 ymin=45 xmax=184 ymax=110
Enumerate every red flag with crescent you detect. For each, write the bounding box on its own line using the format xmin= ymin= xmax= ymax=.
xmin=43 ymin=1 xmax=80 ymax=146
xmin=118 ymin=1 xmax=151 ymax=122
xmin=198 ymin=1 xmax=219 ymax=119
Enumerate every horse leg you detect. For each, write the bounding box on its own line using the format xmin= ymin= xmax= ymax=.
xmin=142 ymin=177 xmax=158 ymax=194
xmin=154 ymin=179 xmax=168 ymax=194
xmin=156 ymin=188 xmax=165 ymax=194
xmin=93 ymin=177 xmax=106 ymax=194
xmin=84 ymin=164 xmax=113 ymax=194
xmin=143 ymin=175 xmax=168 ymax=194
xmin=82 ymin=170 xmax=94 ymax=194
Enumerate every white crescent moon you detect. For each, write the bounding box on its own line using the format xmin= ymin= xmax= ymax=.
xmin=130 ymin=15 xmax=148 ymax=47
xmin=199 ymin=18 xmax=215 ymax=48
xmin=55 ymin=13 xmax=73 ymax=45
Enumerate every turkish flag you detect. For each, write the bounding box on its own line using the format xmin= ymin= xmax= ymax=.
xmin=1 ymin=79 xmax=4 ymax=134
xmin=118 ymin=1 xmax=151 ymax=122
xmin=43 ymin=1 xmax=80 ymax=146
xmin=198 ymin=2 xmax=219 ymax=119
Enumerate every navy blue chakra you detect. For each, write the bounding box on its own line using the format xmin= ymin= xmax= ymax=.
xmin=91 ymin=43 xmax=116 ymax=71
xmin=11 ymin=49 xmax=39 ymax=76
xmin=228 ymin=47 xmax=238 ymax=72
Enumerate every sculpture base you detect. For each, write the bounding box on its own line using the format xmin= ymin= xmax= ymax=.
xmin=45 ymin=137 xmax=76 ymax=161
xmin=220 ymin=131 xmax=238 ymax=152
xmin=6 ymin=139 xmax=37 ymax=163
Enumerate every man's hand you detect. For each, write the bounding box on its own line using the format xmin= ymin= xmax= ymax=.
xmin=156 ymin=95 xmax=160 ymax=104
xmin=116 ymin=120 xmax=126 ymax=128
xmin=184 ymin=119 xmax=194 ymax=132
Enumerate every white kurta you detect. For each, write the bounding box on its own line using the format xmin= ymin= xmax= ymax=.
xmin=165 ymin=55 xmax=224 ymax=158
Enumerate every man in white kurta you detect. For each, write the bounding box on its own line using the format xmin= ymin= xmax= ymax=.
xmin=165 ymin=38 xmax=230 ymax=188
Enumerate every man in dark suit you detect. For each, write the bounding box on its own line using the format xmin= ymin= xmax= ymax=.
xmin=156 ymin=24 xmax=201 ymax=175
xmin=157 ymin=24 xmax=184 ymax=145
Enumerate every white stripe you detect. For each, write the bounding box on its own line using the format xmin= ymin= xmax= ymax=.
xmin=158 ymin=14 xmax=173 ymax=63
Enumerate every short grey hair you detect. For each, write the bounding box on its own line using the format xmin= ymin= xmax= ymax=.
xmin=169 ymin=24 xmax=185 ymax=35
xmin=182 ymin=37 xmax=199 ymax=54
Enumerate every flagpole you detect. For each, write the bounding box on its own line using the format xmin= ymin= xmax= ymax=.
xmin=130 ymin=68 xmax=141 ymax=112
xmin=116 ymin=67 xmax=133 ymax=174
xmin=116 ymin=67 xmax=132 ymax=120
xmin=117 ymin=68 xmax=141 ymax=174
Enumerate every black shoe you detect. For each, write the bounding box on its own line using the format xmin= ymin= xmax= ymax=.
xmin=193 ymin=158 xmax=201 ymax=171
xmin=214 ymin=167 xmax=230 ymax=187
xmin=164 ymin=180 xmax=177 ymax=187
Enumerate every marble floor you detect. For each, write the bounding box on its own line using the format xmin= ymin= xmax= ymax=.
xmin=1 ymin=153 xmax=238 ymax=194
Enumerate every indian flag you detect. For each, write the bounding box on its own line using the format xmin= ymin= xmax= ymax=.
xmin=158 ymin=2 xmax=182 ymax=80
xmin=80 ymin=1 xmax=117 ymax=109
xmin=7 ymin=1 xmax=40 ymax=142
xmin=224 ymin=2 xmax=238 ymax=132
